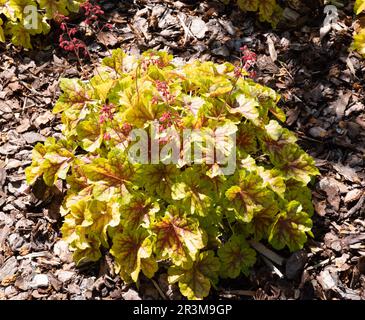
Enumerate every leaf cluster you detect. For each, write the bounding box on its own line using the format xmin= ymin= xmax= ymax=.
xmin=26 ymin=49 xmax=319 ymax=299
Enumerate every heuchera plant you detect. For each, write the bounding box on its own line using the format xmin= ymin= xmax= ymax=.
xmin=26 ymin=49 xmax=319 ymax=299
xmin=0 ymin=0 xmax=86 ymax=48
xmin=221 ymin=0 xmax=283 ymax=27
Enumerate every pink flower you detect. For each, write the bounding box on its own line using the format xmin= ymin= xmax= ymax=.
xmin=121 ymin=123 xmax=132 ymax=136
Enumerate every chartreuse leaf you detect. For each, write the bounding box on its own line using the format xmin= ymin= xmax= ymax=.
xmin=6 ymin=22 xmax=32 ymax=48
xmin=38 ymin=0 xmax=68 ymax=19
xmin=0 ymin=18 xmax=5 ymax=43
xmin=269 ymin=200 xmax=313 ymax=252
xmin=172 ymin=167 xmax=213 ymax=216
xmin=168 ymin=251 xmax=220 ymax=300
xmin=237 ymin=0 xmax=258 ymax=11
xmin=257 ymin=167 xmax=286 ymax=197
xmin=355 ymin=0 xmax=365 ymax=14
xmin=76 ymin=113 xmax=103 ymax=152
xmin=90 ymin=72 xmax=115 ymax=102
xmin=260 ymin=119 xmax=297 ymax=159
xmin=135 ymin=164 xmax=178 ymax=200
xmin=285 ymin=180 xmax=315 ymax=217
xmin=152 ymin=205 xmax=206 ymax=266
xmin=65 ymin=157 xmax=90 ymax=194
xmin=65 ymin=0 xmax=85 ymax=13
xmin=72 ymin=233 xmax=102 ymax=265
xmin=111 ymin=228 xmax=156 ymax=282
xmin=25 ymin=138 xmax=75 ymax=186
xmin=83 ymin=200 xmax=121 ymax=248
xmin=236 ymin=122 xmax=257 ymax=156
xmin=258 ymin=0 xmax=276 ymax=23
xmin=9 ymin=0 xmax=36 ymax=19
xmin=120 ymin=193 xmax=159 ymax=230
xmin=61 ymin=199 xmax=101 ymax=265
xmin=83 ymin=148 xmax=134 ymax=201
xmin=53 ymin=78 xmax=92 ymax=114
xmin=102 ymin=48 xmax=127 ymax=75
xmin=247 ymin=201 xmax=279 ymax=240
xmin=230 ymin=94 xmax=260 ymax=125
xmin=218 ymin=236 xmax=256 ymax=278
xmin=352 ymin=29 xmax=365 ymax=56
xmin=225 ymin=169 xmax=273 ymax=223
xmin=25 ymin=142 xmax=47 ymax=185
xmin=272 ymin=145 xmax=320 ymax=185
xmin=62 ymin=198 xmax=120 ymax=265
xmin=123 ymin=81 xmax=165 ymax=127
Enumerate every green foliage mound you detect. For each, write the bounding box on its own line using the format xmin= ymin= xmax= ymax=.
xmin=26 ymin=49 xmax=319 ymax=299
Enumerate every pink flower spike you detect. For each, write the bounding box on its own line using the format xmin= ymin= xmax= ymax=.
xmin=103 ymin=132 xmax=111 ymax=141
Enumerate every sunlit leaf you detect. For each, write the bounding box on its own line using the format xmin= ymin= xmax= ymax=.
xmin=168 ymin=251 xmax=220 ymax=300
xmin=152 ymin=205 xmax=206 ymax=265
xmin=269 ymin=200 xmax=313 ymax=252
xmin=218 ymin=236 xmax=256 ymax=278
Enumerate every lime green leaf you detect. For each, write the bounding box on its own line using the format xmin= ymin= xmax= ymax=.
xmin=247 ymin=201 xmax=279 ymax=240
xmin=65 ymin=0 xmax=85 ymax=13
xmin=269 ymin=200 xmax=313 ymax=252
xmin=352 ymin=29 xmax=365 ymax=56
xmin=272 ymin=145 xmax=320 ymax=185
xmin=0 ymin=18 xmax=5 ymax=43
xmin=152 ymin=205 xmax=206 ymax=265
xmin=83 ymin=148 xmax=134 ymax=201
xmin=135 ymin=164 xmax=178 ymax=200
xmin=168 ymin=251 xmax=220 ymax=300
xmin=171 ymin=168 xmax=213 ymax=216
xmin=84 ymin=200 xmax=121 ymax=247
xmin=111 ymin=228 xmax=154 ymax=282
xmin=141 ymin=257 xmax=158 ymax=279
xmin=285 ymin=180 xmax=315 ymax=216
xmin=76 ymin=114 xmax=102 ymax=152
xmin=225 ymin=170 xmax=273 ymax=222
xmin=261 ymin=120 xmax=297 ymax=158
xmin=102 ymin=48 xmax=126 ymax=73
xmin=90 ymin=73 xmax=115 ymax=102
xmin=25 ymin=142 xmax=47 ymax=185
xmin=9 ymin=0 xmax=36 ymax=19
xmin=236 ymin=123 xmax=257 ymax=155
xmin=53 ymin=78 xmax=92 ymax=114
xmin=38 ymin=0 xmax=68 ymax=19
xmin=6 ymin=21 xmax=32 ymax=48
xmin=120 ymin=194 xmax=159 ymax=230
xmin=354 ymin=0 xmax=365 ymax=14
xmin=230 ymin=94 xmax=260 ymax=124
xmin=25 ymin=138 xmax=75 ymax=187
xmin=259 ymin=0 xmax=276 ymax=23
xmin=218 ymin=236 xmax=256 ymax=278
xmin=257 ymin=167 xmax=286 ymax=197
xmin=72 ymin=233 xmax=102 ymax=265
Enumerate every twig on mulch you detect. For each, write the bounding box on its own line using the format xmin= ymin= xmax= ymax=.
xmin=249 ymin=240 xmax=285 ymax=266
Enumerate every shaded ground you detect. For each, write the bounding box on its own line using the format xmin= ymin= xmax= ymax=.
xmin=0 ymin=0 xmax=364 ymax=300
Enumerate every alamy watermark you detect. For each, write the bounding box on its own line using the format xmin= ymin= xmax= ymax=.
xmin=124 ymin=121 xmax=237 ymax=176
